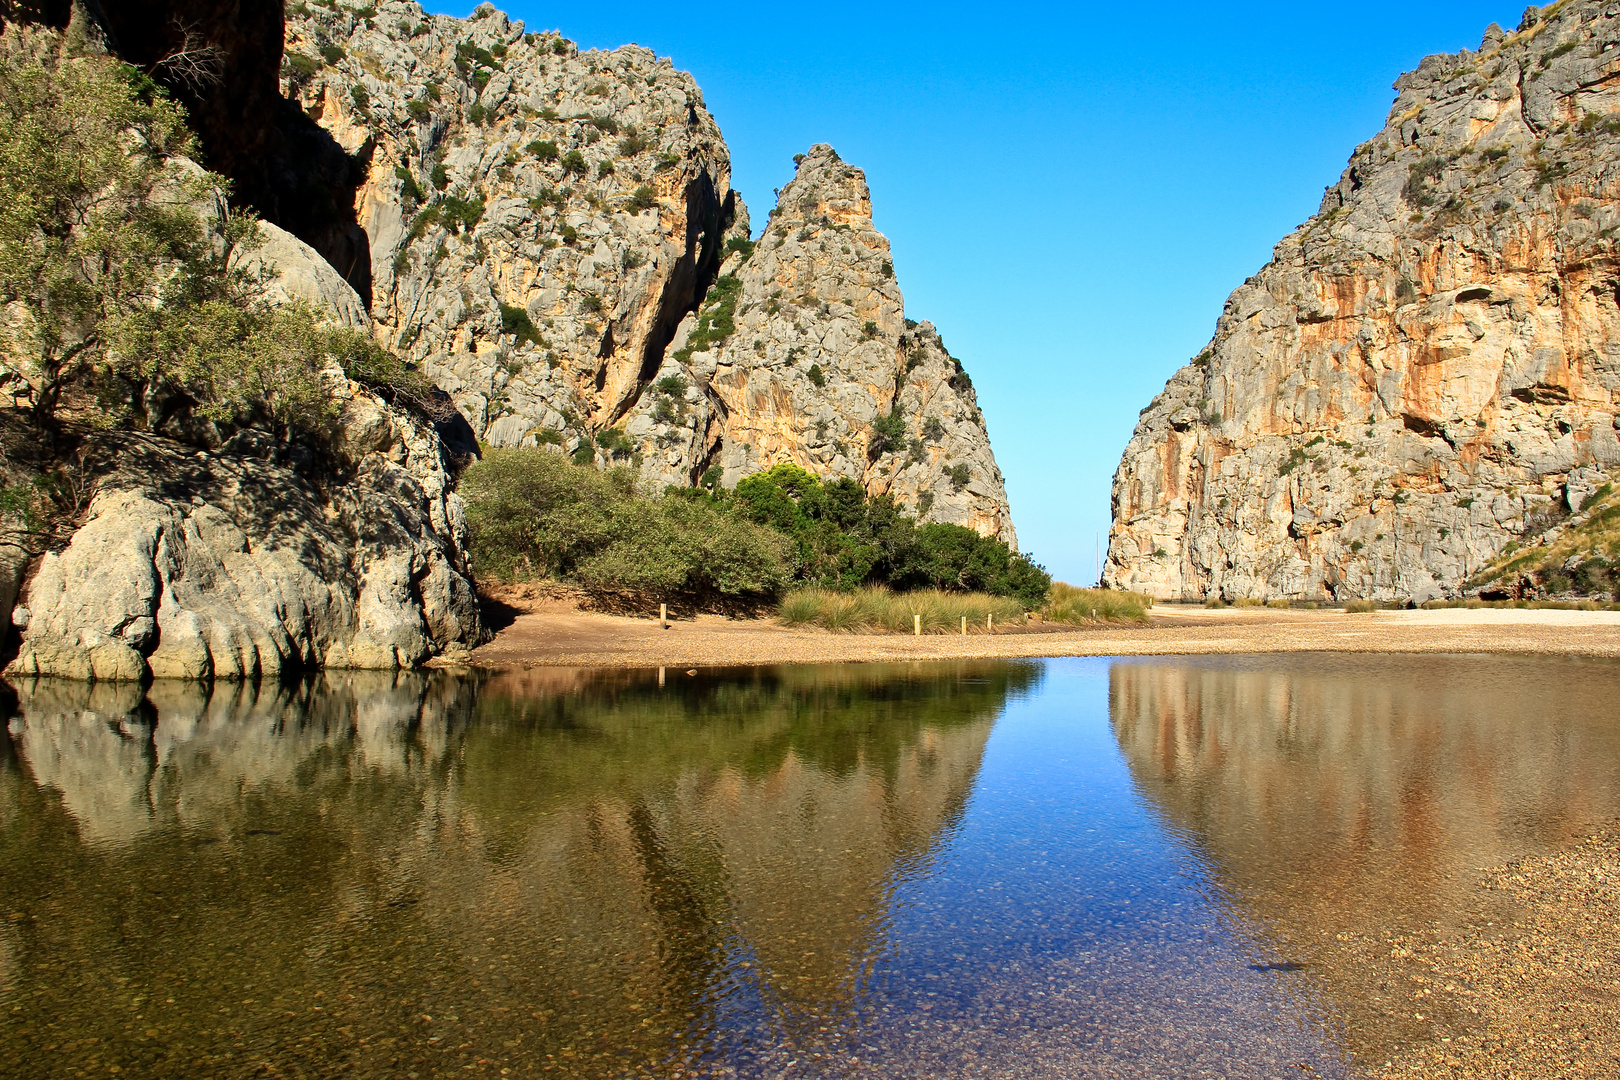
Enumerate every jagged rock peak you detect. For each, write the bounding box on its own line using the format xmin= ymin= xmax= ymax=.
xmin=630 ymin=143 xmax=1016 ymax=544
xmin=1105 ymin=0 xmax=1620 ymax=603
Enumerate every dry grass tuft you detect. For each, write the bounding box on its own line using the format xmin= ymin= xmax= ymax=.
xmin=1043 ymin=583 xmax=1153 ymax=625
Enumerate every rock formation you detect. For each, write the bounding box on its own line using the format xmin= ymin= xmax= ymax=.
xmin=281 ymin=2 xmax=1014 ymax=541
xmin=1106 ymin=1 xmax=1620 ymax=602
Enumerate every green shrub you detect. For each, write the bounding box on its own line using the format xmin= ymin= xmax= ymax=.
xmin=723 ymin=235 xmax=756 ymax=261
xmin=430 ymin=162 xmax=449 ymax=189
xmin=406 ymin=98 xmax=431 ymax=120
xmin=597 ymin=160 xmax=614 ymax=178
xmin=628 ymin=184 xmax=658 ymax=211
xmin=440 ymin=193 xmax=484 ymax=233
xmin=466 ymin=102 xmax=487 ymax=125
xmin=318 ymin=43 xmax=346 ymax=65
xmin=561 ymin=150 xmax=587 ymax=175
xmin=618 ymin=134 xmax=648 ymax=156
xmin=1045 ymin=583 xmax=1152 ymax=625
xmin=947 ymin=463 xmax=970 ymax=491
xmin=869 ymin=408 xmax=906 ymax=456
xmin=806 ymin=363 xmax=826 ymax=388
xmin=731 ymin=464 xmax=1049 ymax=603
xmin=460 ymin=448 xmax=792 ymax=608
xmin=1344 ymin=599 xmax=1378 ymax=613
xmin=349 ymin=83 xmax=370 ymax=112
xmin=527 ymin=139 xmax=560 ymax=161
xmin=499 ymin=303 xmax=541 ymax=347
xmin=590 ymin=114 xmax=618 ymax=133
xmin=285 ymin=52 xmax=319 ymax=80
xmin=394 ymin=165 xmax=424 ymax=204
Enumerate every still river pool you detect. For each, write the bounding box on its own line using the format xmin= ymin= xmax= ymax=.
xmin=3 ymin=655 xmax=1619 ymax=1078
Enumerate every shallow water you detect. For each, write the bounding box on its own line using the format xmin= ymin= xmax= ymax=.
xmin=2 ymin=654 xmax=1619 ymax=1078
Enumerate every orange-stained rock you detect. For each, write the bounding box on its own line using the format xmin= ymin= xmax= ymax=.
xmin=1107 ymin=2 xmax=1620 ymax=602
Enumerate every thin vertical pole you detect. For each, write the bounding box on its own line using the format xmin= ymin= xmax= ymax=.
xmin=961 ymin=616 xmax=967 ymax=636
xmin=660 ymin=602 xmax=667 ymax=629
xmin=914 ymin=614 xmax=921 ymax=636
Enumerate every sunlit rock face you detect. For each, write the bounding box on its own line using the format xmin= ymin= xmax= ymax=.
xmin=0 ymin=665 xmax=1030 ymax=1073
xmin=1107 ymin=2 xmax=1620 ymax=602
xmin=1108 ymin=654 xmax=1620 ymax=1060
xmin=282 ymin=6 xmax=1014 ymax=538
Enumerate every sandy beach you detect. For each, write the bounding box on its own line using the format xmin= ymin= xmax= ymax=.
xmin=468 ymin=597 xmax=1620 ymax=669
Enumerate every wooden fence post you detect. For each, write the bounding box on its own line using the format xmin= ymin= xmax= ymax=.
xmin=660 ymin=603 xmax=667 ymax=629
xmin=914 ymin=614 xmax=921 ymax=636
xmin=961 ymin=616 xmax=967 ymax=636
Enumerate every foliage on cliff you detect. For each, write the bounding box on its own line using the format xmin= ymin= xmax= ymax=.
xmin=0 ymin=38 xmax=437 ymax=450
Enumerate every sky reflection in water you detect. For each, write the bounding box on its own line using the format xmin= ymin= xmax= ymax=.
xmin=3 ymin=654 xmax=1619 ymax=1078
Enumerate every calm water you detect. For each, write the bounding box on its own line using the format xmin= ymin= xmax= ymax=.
xmin=3 ymin=655 xmax=1619 ymax=1078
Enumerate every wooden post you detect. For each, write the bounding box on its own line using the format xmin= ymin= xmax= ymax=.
xmin=987 ymin=612 xmax=994 ymax=632
xmin=658 ymin=666 xmax=665 ymax=687
xmin=961 ymin=616 xmax=967 ymax=636
xmin=914 ymin=613 xmax=921 ymax=636
xmin=660 ymin=602 xmax=667 ymax=629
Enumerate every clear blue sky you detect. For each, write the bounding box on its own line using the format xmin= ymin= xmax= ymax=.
xmin=427 ymin=1 xmax=1524 ymax=583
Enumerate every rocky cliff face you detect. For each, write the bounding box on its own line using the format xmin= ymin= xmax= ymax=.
xmin=1 ymin=215 xmax=483 ymax=681
xmin=632 ymin=145 xmax=1015 ymax=541
xmin=1106 ymin=1 xmax=1620 ymax=602
xmin=282 ymin=2 xmax=1014 ymax=541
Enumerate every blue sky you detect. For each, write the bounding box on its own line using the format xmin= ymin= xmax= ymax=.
xmin=427 ymin=1 xmax=1524 ymax=583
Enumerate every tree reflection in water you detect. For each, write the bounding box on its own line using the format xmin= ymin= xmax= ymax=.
xmin=0 ymin=663 xmax=1032 ymax=1078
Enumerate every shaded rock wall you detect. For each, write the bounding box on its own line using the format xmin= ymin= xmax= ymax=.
xmin=1106 ymin=1 xmax=1620 ymax=602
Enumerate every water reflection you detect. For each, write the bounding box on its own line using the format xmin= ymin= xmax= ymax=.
xmin=7 ymin=655 xmax=1619 ymax=1078
xmin=0 ymin=664 xmax=1033 ymax=1078
xmin=1110 ymin=654 xmax=1620 ymax=1060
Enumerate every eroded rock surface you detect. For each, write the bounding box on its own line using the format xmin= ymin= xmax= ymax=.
xmin=1107 ymin=1 xmax=1620 ymax=602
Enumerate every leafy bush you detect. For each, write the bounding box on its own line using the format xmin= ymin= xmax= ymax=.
xmin=430 ymin=162 xmax=449 ymax=189
xmin=460 ymin=448 xmax=793 ymax=609
xmin=729 ymin=463 xmax=1049 ymax=603
xmin=285 ymin=52 xmax=319 ymax=81
xmin=499 ymin=303 xmax=541 ymax=347
xmin=318 ymin=43 xmax=346 ymax=65
xmin=394 ymin=165 xmax=424 ymax=204
xmin=561 ymin=150 xmax=587 ymax=175
xmin=869 ymin=408 xmax=906 ymax=456
xmin=406 ymin=98 xmax=431 ymax=120
xmin=627 ymin=184 xmax=658 ymax=211
xmin=947 ymin=463 xmax=970 ymax=491
xmin=806 ymin=363 xmax=826 ymax=388
xmin=724 ymin=236 xmax=756 ymax=261
xmin=618 ymin=134 xmax=648 ymax=156
xmin=527 ymin=139 xmax=559 ymax=161
xmin=597 ymin=160 xmax=614 ymax=178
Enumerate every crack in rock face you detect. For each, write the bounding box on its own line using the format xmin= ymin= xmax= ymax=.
xmin=1107 ymin=0 xmax=1620 ymax=602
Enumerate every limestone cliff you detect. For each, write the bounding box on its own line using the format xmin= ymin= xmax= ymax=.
xmin=1106 ymin=1 xmax=1620 ymax=602
xmin=283 ymin=3 xmax=1014 ymax=541
xmin=4 ymin=225 xmax=483 ymax=682
xmin=632 ymin=145 xmax=1015 ymax=542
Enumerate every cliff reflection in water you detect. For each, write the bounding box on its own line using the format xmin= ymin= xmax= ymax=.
xmin=0 ymin=663 xmax=1036 ymax=1078
xmin=1109 ymin=654 xmax=1620 ymax=1054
